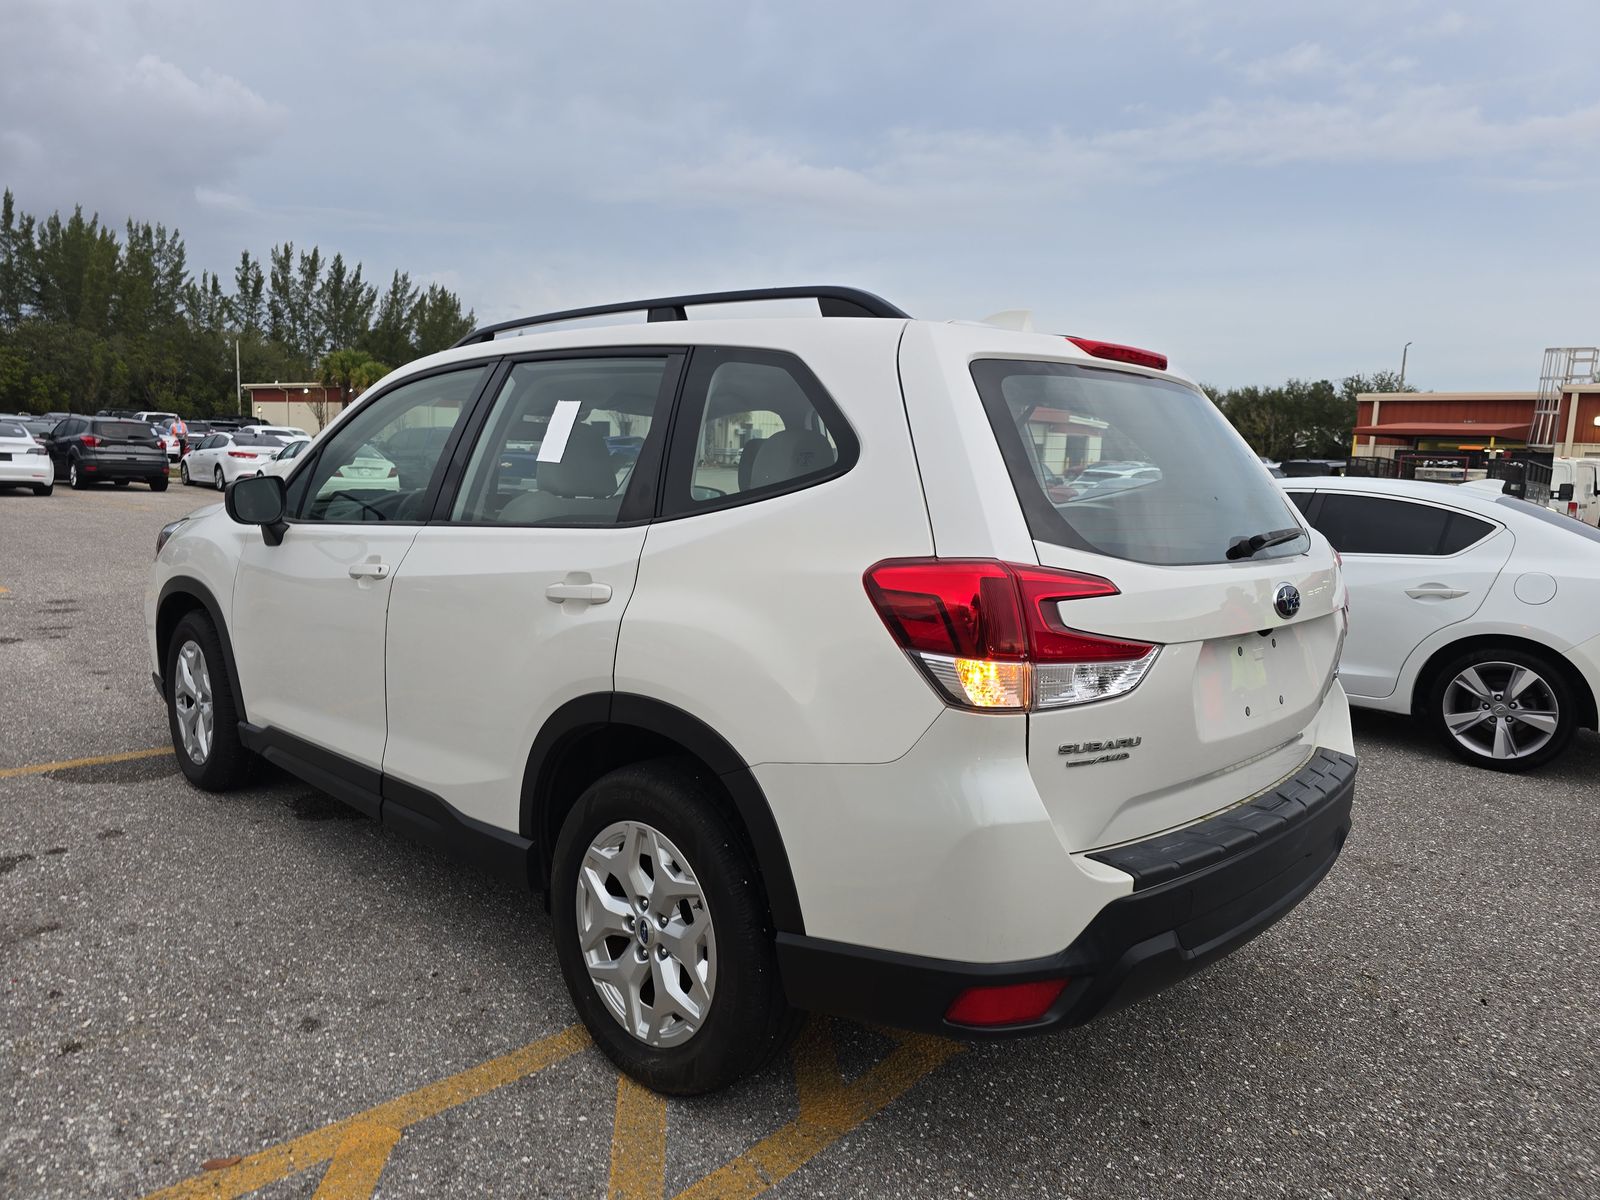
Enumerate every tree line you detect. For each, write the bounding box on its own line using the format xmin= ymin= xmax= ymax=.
xmin=1205 ymin=371 xmax=1414 ymax=462
xmin=0 ymin=189 xmax=476 ymax=417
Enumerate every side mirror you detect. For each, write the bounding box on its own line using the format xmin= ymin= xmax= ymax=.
xmin=1557 ymin=483 xmax=1575 ymax=501
xmin=226 ymin=474 xmax=289 ymax=546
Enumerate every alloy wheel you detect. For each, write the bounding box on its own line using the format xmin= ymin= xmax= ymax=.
xmin=574 ymin=820 xmax=717 ymax=1048
xmin=172 ymin=639 xmax=215 ymax=765
xmin=214 ymin=466 xmax=225 ymax=489
xmin=1442 ymin=661 xmax=1560 ymax=762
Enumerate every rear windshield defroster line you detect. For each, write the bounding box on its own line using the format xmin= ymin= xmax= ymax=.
xmin=970 ymin=359 xmax=1310 ymax=567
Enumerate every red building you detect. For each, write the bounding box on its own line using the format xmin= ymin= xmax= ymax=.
xmin=1356 ymin=382 xmax=1600 ymax=459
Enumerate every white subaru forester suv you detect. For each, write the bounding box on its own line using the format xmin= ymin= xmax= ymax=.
xmin=146 ymin=287 xmax=1356 ymax=1094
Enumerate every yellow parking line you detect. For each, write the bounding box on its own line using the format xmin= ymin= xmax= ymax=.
xmin=142 ymin=1024 xmax=591 ymax=1200
xmin=0 ymin=746 xmax=172 ymax=781
xmin=674 ymin=1022 xmax=961 ymax=1200
xmin=609 ymin=1076 xmax=667 ymax=1200
xmin=310 ymin=1123 xmax=401 ymax=1199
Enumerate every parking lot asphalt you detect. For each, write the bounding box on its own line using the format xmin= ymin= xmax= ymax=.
xmin=2 ymin=483 xmax=1597 ymax=1200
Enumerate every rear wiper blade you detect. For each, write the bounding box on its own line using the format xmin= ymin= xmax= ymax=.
xmin=1225 ymin=527 xmax=1304 ymax=560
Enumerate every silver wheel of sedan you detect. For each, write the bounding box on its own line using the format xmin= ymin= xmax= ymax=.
xmin=172 ymin=639 xmax=215 ymax=765
xmin=575 ymin=819 xmax=716 ymax=1048
xmin=1442 ymin=661 xmax=1559 ymax=762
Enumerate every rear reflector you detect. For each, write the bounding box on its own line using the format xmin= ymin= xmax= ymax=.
xmin=863 ymin=559 xmax=1158 ymax=710
xmin=946 ymin=979 xmax=1070 ymax=1027
xmin=1065 ymin=337 xmax=1168 ymax=371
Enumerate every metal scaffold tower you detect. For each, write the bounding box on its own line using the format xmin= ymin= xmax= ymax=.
xmin=1531 ymin=346 xmax=1600 ymax=448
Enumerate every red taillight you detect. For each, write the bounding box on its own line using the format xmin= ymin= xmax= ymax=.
xmin=945 ymin=979 xmax=1070 ymax=1027
xmin=80 ymin=433 xmax=100 ymax=447
xmin=862 ymin=560 xmax=1027 ymax=660
xmin=387 ymin=465 xmax=399 ymax=477
xmin=863 ymin=559 xmax=1157 ymax=710
xmin=228 ymin=451 xmax=256 ymax=459
xmin=1065 ymin=336 xmax=1168 ymax=372
xmin=1568 ymin=501 xmax=1579 ymax=517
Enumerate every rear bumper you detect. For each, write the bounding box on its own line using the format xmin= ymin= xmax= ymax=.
xmin=0 ymin=457 xmax=52 ymax=482
xmin=776 ymin=747 xmax=1356 ymax=1037
xmin=83 ymin=455 xmax=168 ymax=479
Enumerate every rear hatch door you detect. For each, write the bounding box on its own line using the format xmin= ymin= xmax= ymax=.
xmin=969 ymin=357 xmax=1345 ymax=851
xmin=95 ymin=420 xmax=167 ymax=462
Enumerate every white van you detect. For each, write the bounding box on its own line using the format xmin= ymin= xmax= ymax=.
xmin=1550 ymin=457 xmax=1600 ymax=526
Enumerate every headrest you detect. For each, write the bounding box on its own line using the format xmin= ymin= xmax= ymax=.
xmin=537 ymin=422 xmax=617 ymax=499
xmin=750 ymin=428 xmax=835 ymax=490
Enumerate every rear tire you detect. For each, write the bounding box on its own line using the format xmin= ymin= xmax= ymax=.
xmin=32 ymin=481 xmax=52 ymax=496
xmin=114 ymin=479 xmax=130 ymax=487
xmin=165 ymin=611 xmax=250 ymax=791
xmin=550 ymin=759 xmax=796 ymax=1095
xmin=214 ymin=465 xmax=225 ymax=490
xmin=1425 ymin=644 xmax=1577 ymax=772
xmin=69 ymin=460 xmax=87 ymax=489
xmin=180 ymin=461 xmax=191 ymax=486
xmin=150 ymin=476 xmax=168 ymax=492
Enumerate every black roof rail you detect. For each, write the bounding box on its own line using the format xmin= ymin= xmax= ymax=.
xmin=451 ymin=285 xmax=911 ymax=348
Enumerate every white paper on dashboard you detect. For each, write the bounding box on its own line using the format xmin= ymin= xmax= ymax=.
xmin=538 ymin=400 xmax=582 ymax=462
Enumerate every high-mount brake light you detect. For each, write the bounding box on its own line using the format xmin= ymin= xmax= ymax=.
xmin=1065 ymin=337 xmax=1168 ymax=372
xmin=862 ymin=559 xmax=1159 ymax=711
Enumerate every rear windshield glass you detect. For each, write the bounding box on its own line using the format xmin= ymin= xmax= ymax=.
xmin=1497 ymin=495 xmax=1600 ymax=544
xmin=96 ymin=420 xmax=158 ymax=439
xmin=233 ymin=433 xmax=283 ymax=447
xmin=0 ymin=423 xmax=28 ymax=438
xmin=972 ymin=360 xmax=1309 ymax=566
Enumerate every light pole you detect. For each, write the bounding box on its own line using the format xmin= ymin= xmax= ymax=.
xmin=1399 ymin=341 xmax=1412 ymax=391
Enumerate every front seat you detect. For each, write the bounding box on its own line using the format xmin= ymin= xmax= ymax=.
xmin=498 ymin=422 xmax=621 ymax=523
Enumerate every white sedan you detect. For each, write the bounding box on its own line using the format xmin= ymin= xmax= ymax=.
xmin=0 ymin=420 xmax=54 ymax=495
xmin=256 ymin=437 xmax=312 ymax=479
xmin=1285 ymin=476 xmax=1600 ymax=771
xmin=181 ymin=432 xmax=286 ymax=489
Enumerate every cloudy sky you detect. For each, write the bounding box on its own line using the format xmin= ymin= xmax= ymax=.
xmin=3 ymin=0 xmax=1597 ymax=388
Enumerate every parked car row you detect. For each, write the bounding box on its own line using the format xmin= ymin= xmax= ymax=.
xmin=0 ymin=411 xmax=318 ymax=496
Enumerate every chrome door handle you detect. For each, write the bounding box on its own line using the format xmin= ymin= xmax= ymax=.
xmin=1405 ymin=584 xmax=1466 ymax=600
xmin=348 ymin=561 xmax=391 ymax=579
xmin=545 ymin=580 xmax=612 ymax=605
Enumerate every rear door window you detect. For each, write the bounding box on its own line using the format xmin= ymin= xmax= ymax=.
xmin=449 ymin=355 xmax=678 ymax=526
xmin=972 ymin=360 xmax=1308 ymax=565
xmin=1308 ymin=494 xmax=1492 ymax=555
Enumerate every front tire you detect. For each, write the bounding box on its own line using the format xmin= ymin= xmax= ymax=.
xmin=1426 ymin=645 xmax=1577 ymax=772
xmin=165 ymin=611 xmax=250 ymax=791
xmin=551 ymin=759 xmax=796 ymax=1095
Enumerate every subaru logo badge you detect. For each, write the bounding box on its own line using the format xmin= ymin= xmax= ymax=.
xmin=1273 ymin=583 xmax=1301 ymax=620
